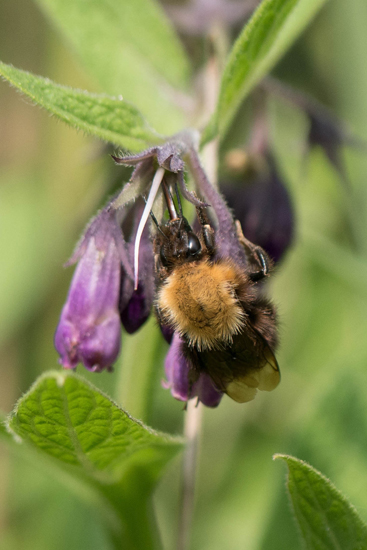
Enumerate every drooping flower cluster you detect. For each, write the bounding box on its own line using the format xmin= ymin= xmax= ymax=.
xmin=55 ymin=132 xmax=205 ymax=376
xmin=54 ymin=130 xmax=293 ymax=406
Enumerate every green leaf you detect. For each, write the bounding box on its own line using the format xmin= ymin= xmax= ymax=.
xmin=34 ymin=0 xmax=190 ymax=133
xmin=203 ymin=0 xmax=328 ymax=143
xmin=6 ymin=371 xmax=183 ymax=549
xmin=0 ymin=412 xmax=12 ymax=442
xmin=0 ymin=61 xmax=164 ymax=151
xmin=275 ymin=454 xmax=367 ymax=549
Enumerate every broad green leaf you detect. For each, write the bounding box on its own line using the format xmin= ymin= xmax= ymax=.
xmin=7 ymin=370 xmax=182 ymax=483
xmin=275 ymin=454 xmax=367 ymax=550
xmin=0 ymin=61 xmax=164 ymax=151
xmin=203 ymin=0 xmax=328 ymax=143
xmin=34 ymin=0 xmax=190 ymax=134
xmin=6 ymin=371 xmax=183 ymax=549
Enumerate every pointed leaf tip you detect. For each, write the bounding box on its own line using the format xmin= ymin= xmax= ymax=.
xmin=274 ymin=454 xmax=367 ymax=550
xmin=0 ymin=61 xmax=162 ymax=151
xmin=204 ymin=0 xmax=328 ymax=142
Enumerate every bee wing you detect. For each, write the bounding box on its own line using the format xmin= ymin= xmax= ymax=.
xmin=226 ymin=343 xmax=280 ymax=403
xmin=194 ymin=329 xmax=280 ymax=404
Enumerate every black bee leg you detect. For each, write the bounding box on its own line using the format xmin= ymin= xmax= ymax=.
xmin=235 ymin=220 xmax=272 ymax=282
xmin=202 ymin=225 xmax=215 ymax=253
xmin=143 ymin=196 xmax=167 ymax=238
xmin=196 ymin=206 xmax=216 ymax=254
xmin=248 ymin=249 xmax=269 ymax=282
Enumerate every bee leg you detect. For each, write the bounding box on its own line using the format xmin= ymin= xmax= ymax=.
xmin=235 ymin=220 xmax=272 ymax=281
xmin=202 ymin=225 xmax=215 ymax=254
xmin=196 ymin=206 xmax=216 ymax=254
xmin=248 ymin=249 xmax=270 ymax=281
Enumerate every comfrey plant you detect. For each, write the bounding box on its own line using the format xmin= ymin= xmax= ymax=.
xmin=55 ymin=131 xmax=286 ymax=407
xmin=3 ymin=1 xmax=367 ymax=549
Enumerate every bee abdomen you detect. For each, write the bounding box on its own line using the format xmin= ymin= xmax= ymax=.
xmin=157 ymin=260 xmax=247 ymax=350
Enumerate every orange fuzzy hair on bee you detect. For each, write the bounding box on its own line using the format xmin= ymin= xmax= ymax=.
xmin=156 ymin=258 xmax=250 ymax=351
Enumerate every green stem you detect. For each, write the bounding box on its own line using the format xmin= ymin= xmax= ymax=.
xmin=177 ymin=401 xmax=203 ymax=550
xmin=106 ymin=494 xmax=161 ymax=550
xmin=116 ymin=317 xmax=162 ymax=422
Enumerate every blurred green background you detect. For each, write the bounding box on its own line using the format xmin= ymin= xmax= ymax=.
xmin=1 ymin=0 xmax=367 ymax=549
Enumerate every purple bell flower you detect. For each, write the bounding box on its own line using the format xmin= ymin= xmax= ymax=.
xmin=55 ymin=207 xmax=123 ymax=372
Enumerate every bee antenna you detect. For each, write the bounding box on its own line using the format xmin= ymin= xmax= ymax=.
xmin=148 ymin=208 xmax=159 ymax=227
xmin=150 ymin=210 xmax=167 ymax=239
xmin=142 ymin=195 xmax=168 ymax=239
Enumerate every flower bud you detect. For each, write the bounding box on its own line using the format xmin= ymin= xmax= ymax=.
xmin=163 ymin=333 xmax=223 ymax=408
xmin=119 ymin=200 xmax=155 ymax=334
xmin=160 ymin=323 xmax=174 ymax=345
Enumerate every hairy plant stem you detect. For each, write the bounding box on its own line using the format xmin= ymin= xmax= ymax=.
xmin=177 ymin=400 xmax=203 ymax=550
xmin=176 ymin=30 xmax=225 ymax=547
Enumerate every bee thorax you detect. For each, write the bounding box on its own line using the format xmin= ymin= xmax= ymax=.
xmin=156 ymin=260 xmax=247 ymax=350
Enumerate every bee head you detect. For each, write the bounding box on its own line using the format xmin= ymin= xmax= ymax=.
xmin=159 ymin=216 xmax=202 ymax=268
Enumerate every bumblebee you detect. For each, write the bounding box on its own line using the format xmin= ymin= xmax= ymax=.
xmin=153 ymin=186 xmax=280 ymax=403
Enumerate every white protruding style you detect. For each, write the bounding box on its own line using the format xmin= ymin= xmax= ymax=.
xmin=134 ymin=167 xmax=165 ymax=290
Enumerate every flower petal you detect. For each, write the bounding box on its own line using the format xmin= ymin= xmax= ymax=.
xmin=192 ymin=372 xmax=223 ymax=408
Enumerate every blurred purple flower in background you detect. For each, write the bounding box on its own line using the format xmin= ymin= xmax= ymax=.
xmin=222 ymin=153 xmax=294 ymax=263
xmin=166 ymin=0 xmax=258 ymax=35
